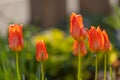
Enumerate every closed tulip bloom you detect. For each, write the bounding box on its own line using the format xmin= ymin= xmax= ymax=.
xmin=70 ymin=12 xmax=87 ymax=42
xmin=73 ymin=41 xmax=87 ymax=56
xmin=36 ymin=40 xmax=48 ymax=62
xmin=102 ymin=30 xmax=110 ymax=51
xmin=9 ymin=24 xmax=23 ymax=52
xmin=88 ymin=26 xmax=104 ymax=52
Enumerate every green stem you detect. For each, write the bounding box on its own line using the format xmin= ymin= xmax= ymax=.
xmin=95 ymin=54 xmax=98 ymax=80
xmin=41 ymin=62 xmax=44 ymax=80
xmin=109 ymin=66 xmax=114 ymax=80
xmin=16 ymin=53 xmax=20 ymax=80
xmin=1 ymin=54 xmax=7 ymax=80
xmin=104 ymin=54 xmax=107 ymax=80
xmin=78 ymin=42 xmax=82 ymax=80
xmin=3 ymin=65 xmax=7 ymax=80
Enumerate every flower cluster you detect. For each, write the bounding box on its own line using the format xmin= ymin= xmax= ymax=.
xmin=8 ymin=24 xmax=48 ymax=80
xmin=70 ymin=12 xmax=111 ymax=55
xmin=70 ymin=12 xmax=111 ymax=80
xmin=8 ymin=24 xmax=48 ymax=62
xmin=7 ymin=12 xmax=111 ymax=80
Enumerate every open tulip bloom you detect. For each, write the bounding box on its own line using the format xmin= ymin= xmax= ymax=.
xmin=8 ymin=24 xmax=24 ymax=80
xmin=88 ymin=26 xmax=103 ymax=80
xmin=88 ymin=26 xmax=111 ymax=80
xmin=88 ymin=26 xmax=104 ymax=52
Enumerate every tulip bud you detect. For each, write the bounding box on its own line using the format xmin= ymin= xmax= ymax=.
xmin=36 ymin=40 xmax=48 ymax=62
xmin=70 ymin=12 xmax=87 ymax=42
xmin=73 ymin=41 xmax=87 ymax=56
xmin=9 ymin=24 xmax=23 ymax=52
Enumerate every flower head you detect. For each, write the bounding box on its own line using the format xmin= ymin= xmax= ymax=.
xmin=88 ymin=26 xmax=104 ymax=52
xmin=70 ymin=12 xmax=87 ymax=42
xmin=9 ymin=24 xmax=23 ymax=52
xmin=36 ymin=40 xmax=48 ymax=62
xmin=73 ymin=41 xmax=87 ymax=56
xmin=102 ymin=30 xmax=111 ymax=51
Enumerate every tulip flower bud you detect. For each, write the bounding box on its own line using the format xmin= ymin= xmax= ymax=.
xmin=9 ymin=24 xmax=23 ymax=52
xmin=36 ymin=40 xmax=48 ymax=62
xmin=70 ymin=12 xmax=87 ymax=42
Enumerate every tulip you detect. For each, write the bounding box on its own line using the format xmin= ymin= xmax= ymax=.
xmin=36 ymin=40 xmax=48 ymax=80
xmin=73 ymin=41 xmax=87 ymax=56
xmin=88 ymin=26 xmax=104 ymax=80
xmin=102 ymin=30 xmax=111 ymax=80
xmin=73 ymin=40 xmax=87 ymax=80
xmin=8 ymin=24 xmax=23 ymax=80
xmin=88 ymin=26 xmax=104 ymax=52
xmin=70 ymin=12 xmax=87 ymax=42
xmin=102 ymin=30 xmax=111 ymax=51
xmin=70 ymin=12 xmax=87 ymax=80
xmin=9 ymin=24 xmax=23 ymax=52
xmin=36 ymin=40 xmax=48 ymax=62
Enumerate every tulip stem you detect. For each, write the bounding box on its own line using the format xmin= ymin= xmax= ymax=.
xmin=1 ymin=54 xmax=7 ymax=80
xmin=109 ymin=66 xmax=114 ymax=80
xmin=41 ymin=62 xmax=44 ymax=80
xmin=78 ymin=43 xmax=82 ymax=80
xmin=104 ymin=54 xmax=107 ymax=80
xmin=16 ymin=53 xmax=20 ymax=80
xmin=95 ymin=54 xmax=98 ymax=80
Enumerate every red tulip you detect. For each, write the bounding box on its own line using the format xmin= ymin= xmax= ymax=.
xmin=70 ymin=12 xmax=87 ymax=42
xmin=36 ymin=40 xmax=48 ymax=62
xmin=9 ymin=24 xmax=23 ymax=52
xmin=73 ymin=41 xmax=87 ymax=56
xmin=88 ymin=26 xmax=104 ymax=52
xmin=102 ymin=30 xmax=111 ymax=51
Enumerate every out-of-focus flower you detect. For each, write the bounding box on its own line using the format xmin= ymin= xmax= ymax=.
xmin=36 ymin=40 xmax=48 ymax=62
xmin=109 ymin=52 xmax=118 ymax=65
xmin=70 ymin=12 xmax=87 ymax=42
xmin=73 ymin=41 xmax=87 ymax=56
xmin=102 ymin=30 xmax=111 ymax=51
xmin=88 ymin=26 xmax=104 ymax=52
xmin=9 ymin=24 xmax=23 ymax=52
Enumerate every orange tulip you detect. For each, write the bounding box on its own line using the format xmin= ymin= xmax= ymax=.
xmin=88 ymin=26 xmax=104 ymax=52
xmin=102 ymin=30 xmax=110 ymax=51
xmin=73 ymin=41 xmax=87 ymax=56
xmin=70 ymin=12 xmax=87 ymax=42
xmin=9 ymin=24 xmax=23 ymax=52
xmin=36 ymin=40 xmax=48 ymax=62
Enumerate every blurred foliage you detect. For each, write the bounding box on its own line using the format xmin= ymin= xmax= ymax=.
xmin=104 ymin=6 xmax=120 ymax=49
xmin=105 ymin=6 xmax=120 ymax=29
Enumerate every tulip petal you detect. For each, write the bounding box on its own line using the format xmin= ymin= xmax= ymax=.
xmin=102 ymin=30 xmax=111 ymax=51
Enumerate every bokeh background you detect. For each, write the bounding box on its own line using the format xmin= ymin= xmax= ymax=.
xmin=0 ymin=0 xmax=120 ymax=80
